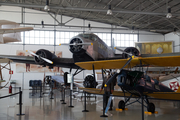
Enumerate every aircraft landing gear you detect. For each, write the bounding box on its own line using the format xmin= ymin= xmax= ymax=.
xmin=147 ymin=102 xmax=155 ymax=113
xmin=118 ymin=100 xmax=125 ymax=110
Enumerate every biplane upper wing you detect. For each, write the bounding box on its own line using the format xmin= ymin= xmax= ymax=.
xmin=75 ymin=53 xmax=180 ymax=70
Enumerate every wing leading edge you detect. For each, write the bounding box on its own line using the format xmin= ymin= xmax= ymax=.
xmin=0 ymin=55 xmax=79 ymax=69
xmin=76 ymin=54 xmax=180 ymax=70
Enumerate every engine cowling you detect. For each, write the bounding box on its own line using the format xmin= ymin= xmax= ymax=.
xmin=83 ymin=75 xmax=98 ymax=88
xmin=69 ymin=37 xmax=84 ymax=54
xmin=122 ymin=47 xmax=140 ymax=59
xmin=34 ymin=49 xmax=57 ymax=65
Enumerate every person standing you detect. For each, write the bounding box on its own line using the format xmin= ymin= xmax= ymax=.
xmin=100 ymin=71 xmax=116 ymax=110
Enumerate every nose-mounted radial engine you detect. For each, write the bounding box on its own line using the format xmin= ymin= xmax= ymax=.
xmin=69 ymin=38 xmax=84 ymax=53
xmin=69 ymin=36 xmax=94 ymax=62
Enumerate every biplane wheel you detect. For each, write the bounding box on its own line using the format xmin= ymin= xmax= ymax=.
xmin=118 ymin=100 xmax=125 ymax=110
xmin=147 ymin=103 xmax=155 ymax=113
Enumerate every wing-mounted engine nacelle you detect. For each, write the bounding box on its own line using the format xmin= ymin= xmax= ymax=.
xmin=83 ymin=75 xmax=98 ymax=88
xmin=122 ymin=47 xmax=140 ymax=58
xmin=34 ymin=49 xmax=57 ymax=66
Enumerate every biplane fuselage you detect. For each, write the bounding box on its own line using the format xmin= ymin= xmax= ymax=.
xmin=117 ymin=70 xmax=174 ymax=97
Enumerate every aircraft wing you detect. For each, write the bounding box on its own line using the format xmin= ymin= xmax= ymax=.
xmin=76 ymin=53 xmax=180 ymax=70
xmin=0 ymin=27 xmax=33 ymax=34
xmin=79 ymin=87 xmax=138 ymax=97
xmin=0 ymin=20 xmax=33 ymax=43
xmin=0 ymin=58 xmax=12 ymax=63
xmin=0 ymin=55 xmax=79 ymax=69
xmin=0 ymin=20 xmax=33 ymax=34
xmin=147 ymin=92 xmax=180 ymax=101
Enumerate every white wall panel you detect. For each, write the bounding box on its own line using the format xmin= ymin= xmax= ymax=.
xmin=165 ymin=32 xmax=180 ymax=52
xmin=139 ymin=34 xmax=164 ymax=42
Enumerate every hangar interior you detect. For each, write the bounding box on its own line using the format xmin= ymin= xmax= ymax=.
xmin=0 ymin=0 xmax=180 ymax=120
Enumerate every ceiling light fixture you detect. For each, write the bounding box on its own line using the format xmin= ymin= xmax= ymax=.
xmin=173 ymin=28 xmax=179 ymax=35
xmin=41 ymin=20 xmax=44 ymax=28
xmin=107 ymin=5 xmax=112 ymax=15
xmin=44 ymin=0 xmax=50 ymax=11
xmin=131 ymin=26 xmax=135 ymax=33
xmin=166 ymin=7 xmax=172 ymax=18
xmin=88 ymin=23 xmax=91 ymax=32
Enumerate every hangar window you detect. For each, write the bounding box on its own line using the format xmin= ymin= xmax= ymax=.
xmin=95 ymin=33 xmax=111 ymax=46
xmin=56 ymin=31 xmax=79 ymax=45
xmin=24 ymin=30 xmax=54 ymax=45
xmin=112 ymin=34 xmax=138 ymax=47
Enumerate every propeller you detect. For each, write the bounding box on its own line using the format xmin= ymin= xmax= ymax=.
xmin=59 ymin=42 xmax=93 ymax=46
xmin=26 ymin=50 xmax=53 ymax=64
xmin=104 ymin=55 xmax=134 ymax=87
xmin=114 ymin=47 xmax=137 ymax=57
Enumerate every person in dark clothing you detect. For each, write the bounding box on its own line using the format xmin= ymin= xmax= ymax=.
xmin=100 ymin=71 xmax=117 ymax=111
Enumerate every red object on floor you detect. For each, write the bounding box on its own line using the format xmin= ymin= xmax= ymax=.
xmin=9 ymin=85 xmax=12 ymax=94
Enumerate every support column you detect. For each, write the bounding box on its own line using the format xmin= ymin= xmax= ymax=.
xmin=82 ymin=91 xmax=89 ymax=112
xmin=141 ymin=96 xmax=144 ymax=120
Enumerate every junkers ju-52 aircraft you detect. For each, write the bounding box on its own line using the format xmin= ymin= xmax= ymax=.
xmin=0 ymin=32 xmax=139 ymax=87
xmin=1 ymin=32 xmax=180 ymax=119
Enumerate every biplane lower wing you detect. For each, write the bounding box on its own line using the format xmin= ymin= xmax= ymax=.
xmin=79 ymin=87 xmax=180 ymax=101
xmin=147 ymin=92 xmax=180 ymax=101
xmin=79 ymin=87 xmax=138 ymax=97
xmin=75 ymin=53 xmax=180 ymax=70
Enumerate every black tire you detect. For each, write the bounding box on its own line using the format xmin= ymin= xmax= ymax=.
xmin=118 ymin=100 xmax=125 ymax=110
xmin=147 ymin=103 xmax=155 ymax=113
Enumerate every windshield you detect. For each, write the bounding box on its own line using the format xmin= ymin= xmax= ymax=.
xmin=79 ymin=33 xmax=98 ymax=41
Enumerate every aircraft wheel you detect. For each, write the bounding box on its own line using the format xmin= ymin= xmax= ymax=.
xmin=118 ymin=100 xmax=125 ymax=110
xmin=147 ymin=103 xmax=155 ymax=113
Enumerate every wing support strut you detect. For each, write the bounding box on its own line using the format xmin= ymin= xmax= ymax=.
xmin=92 ymin=64 xmax=97 ymax=88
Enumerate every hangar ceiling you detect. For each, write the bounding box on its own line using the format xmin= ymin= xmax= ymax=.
xmin=0 ymin=0 xmax=180 ymax=34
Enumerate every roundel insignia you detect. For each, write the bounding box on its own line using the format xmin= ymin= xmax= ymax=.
xmin=169 ymin=81 xmax=179 ymax=91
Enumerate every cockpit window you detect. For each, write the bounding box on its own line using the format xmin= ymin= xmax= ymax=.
xmin=79 ymin=33 xmax=98 ymax=41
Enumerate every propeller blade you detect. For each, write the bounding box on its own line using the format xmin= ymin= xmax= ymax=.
xmin=26 ymin=50 xmax=53 ymax=64
xmin=59 ymin=42 xmax=93 ymax=46
xmin=41 ymin=57 xmax=53 ymax=64
xmin=26 ymin=50 xmax=38 ymax=57
xmin=104 ymin=56 xmax=134 ymax=87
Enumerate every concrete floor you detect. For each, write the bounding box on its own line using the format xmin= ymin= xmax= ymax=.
xmin=0 ymin=88 xmax=180 ymax=120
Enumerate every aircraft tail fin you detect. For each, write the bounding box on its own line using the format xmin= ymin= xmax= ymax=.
xmin=176 ymin=86 xmax=180 ymax=93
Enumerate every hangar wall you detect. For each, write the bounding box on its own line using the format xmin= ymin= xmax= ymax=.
xmin=165 ymin=32 xmax=180 ymax=52
xmin=0 ymin=6 xmax=169 ymax=89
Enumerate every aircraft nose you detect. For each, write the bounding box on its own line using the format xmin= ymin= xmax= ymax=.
xmin=69 ymin=37 xmax=83 ymax=53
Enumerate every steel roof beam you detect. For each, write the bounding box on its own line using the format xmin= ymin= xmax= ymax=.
xmin=1 ymin=2 xmax=180 ymax=16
